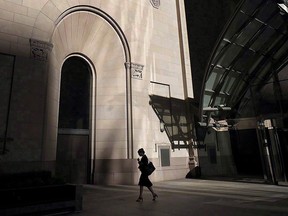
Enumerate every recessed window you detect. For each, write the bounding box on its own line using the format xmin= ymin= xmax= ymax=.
xmin=58 ymin=57 xmax=91 ymax=129
xmin=160 ymin=147 xmax=170 ymax=167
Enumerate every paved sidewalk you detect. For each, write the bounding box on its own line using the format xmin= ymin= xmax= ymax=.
xmin=68 ymin=179 xmax=288 ymax=216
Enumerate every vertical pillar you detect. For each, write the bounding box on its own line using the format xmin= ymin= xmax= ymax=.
xmin=30 ymin=39 xmax=55 ymax=171
xmin=125 ymin=62 xmax=144 ymax=159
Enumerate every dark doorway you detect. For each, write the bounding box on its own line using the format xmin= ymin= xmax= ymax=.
xmin=277 ymin=129 xmax=288 ymax=181
xmin=58 ymin=57 xmax=91 ymax=129
xmin=56 ymin=56 xmax=91 ymax=184
xmin=230 ymin=129 xmax=263 ymax=177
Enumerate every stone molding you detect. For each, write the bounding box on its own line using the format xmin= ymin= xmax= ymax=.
xmin=29 ymin=39 xmax=53 ymax=61
xmin=125 ymin=62 xmax=144 ymax=79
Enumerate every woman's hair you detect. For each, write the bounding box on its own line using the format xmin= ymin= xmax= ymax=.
xmin=138 ymin=148 xmax=145 ymax=154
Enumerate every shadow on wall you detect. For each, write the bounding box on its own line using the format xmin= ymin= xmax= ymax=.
xmin=94 ymin=135 xmax=136 ymax=185
xmin=92 ymin=99 xmax=137 ymax=185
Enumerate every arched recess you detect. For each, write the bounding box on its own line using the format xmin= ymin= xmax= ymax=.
xmin=42 ymin=6 xmax=133 ymax=178
xmin=57 ymin=54 xmax=95 ymax=184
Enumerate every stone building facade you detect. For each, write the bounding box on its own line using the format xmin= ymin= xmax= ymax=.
xmin=0 ymin=0 xmax=194 ymax=184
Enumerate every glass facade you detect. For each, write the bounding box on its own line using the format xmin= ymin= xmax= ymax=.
xmin=202 ymin=0 xmax=288 ymax=122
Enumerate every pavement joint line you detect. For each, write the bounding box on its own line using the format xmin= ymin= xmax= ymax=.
xmin=205 ymin=199 xmax=288 ymax=213
xmin=69 ymin=179 xmax=288 ymax=216
xmin=153 ymin=187 xmax=279 ymax=201
xmin=83 ymin=184 xmax=288 ymax=203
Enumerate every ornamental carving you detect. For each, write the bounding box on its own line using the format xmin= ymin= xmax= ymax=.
xmin=149 ymin=0 xmax=160 ymax=9
xmin=125 ymin=62 xmax=144 ymax=80
xmin=30 ymin=39 xmax=53 ymax=61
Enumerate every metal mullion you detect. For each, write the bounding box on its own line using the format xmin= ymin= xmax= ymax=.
xmin=228 ymin=79 xmax=248 ymax=107
xmin=225 ymin=14 xmax=280 ymax=106
xmin=229 ymin=33 xmax=288 ymax=108
xmin=258 ymin=24 xmax=287 ymax=57
xmin=251 ymin=37 xmax=288 ymax=89
xmin=206 ymin=19 xmax=251 ymax=78
xmin=259 ymin=43 xmax=288 ymax=87
xmin=209 ymin=16 xmax=269 ymax=109
xmin=241 ymin=3 xmax=281 ymax=33
xmin=251 ymin=35 xmax=288 ymax=86
xmin=207 ymin=1 xmax=274 ymax=109
xmin=207 ymin=0 xmax=268 ymax=78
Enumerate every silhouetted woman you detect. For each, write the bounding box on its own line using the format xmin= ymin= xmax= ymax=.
xmin=136 ymin=148 xmax=158 ymax=202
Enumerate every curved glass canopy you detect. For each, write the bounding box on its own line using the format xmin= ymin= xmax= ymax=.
xmin=201 ymin=0 xmax=288 ymax=123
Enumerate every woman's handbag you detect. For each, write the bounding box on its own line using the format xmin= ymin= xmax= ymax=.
xmin=146 ymin=161 xmax=156 ymax=175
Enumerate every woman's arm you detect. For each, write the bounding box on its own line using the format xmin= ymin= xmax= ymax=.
xmin=141 ymin=155 xmax=148 ymax=165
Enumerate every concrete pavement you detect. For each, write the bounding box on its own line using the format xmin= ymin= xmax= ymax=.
xmin=68 ymin=178 xmax=288 ymax=216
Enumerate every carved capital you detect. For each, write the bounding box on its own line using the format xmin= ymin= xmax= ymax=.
xmin=125 ymin=62 xmax=144 ymax=80
xmin=30 ymin=39 xmax=53 ymax=61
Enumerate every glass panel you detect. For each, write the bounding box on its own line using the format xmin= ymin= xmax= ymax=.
xmin=235 ymin=19 xmax=262 ymax=46
xmin=206 ymin=72 xmax=217 ymax=90
xmin=206 ymin=67 xmax=225 ymax=90
xmin=255 ymin=1 xmax=278 ymax=22
xmin=253 ymin=62 xmax=272 ymax=85
xmin=221 ymin=75 xmax=237 ymax=94
xmin=203 ymin=94 xmax=212 ymax=107
xmin=263 ymin=33 xmax=284 ymax=55
xmin=217 ymin=44 xmax=242 ymax=68
xmin=248 ymin=55 xmax=265 ymax=74
xmin=213 ymin=40 xmax=230 ymax=63
xmin=214 ymin=95 xmax=226 ymax=106
xmin=268 ymin=13 xmax=284 ymax=30
xmin=230 ymin=80 xmax=246 ymax=104
xmin=273 ymin=40 xmax=288 ymax=60
xmin=233 ymin=49 xmax=257 ymax=72
xmin=225 ymin=12 xmax=248 ymax=40
xmin=241 ymin=0 xmax=263 ymax=16
xmin=251 ymin=27 xmax=275 ymax=52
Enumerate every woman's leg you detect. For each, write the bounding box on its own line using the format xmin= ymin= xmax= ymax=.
xmin=148 ymin=186 xmax=155 ymax=194
xmin=148 ymin=186 xmax=158 ymax=200
xmin=136 ymin=186 xmax=144 ymax=202
xmin=139 ymin=186 xmax=143 ymax=197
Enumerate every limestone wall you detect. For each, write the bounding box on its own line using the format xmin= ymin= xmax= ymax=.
xmin=0 ymin=0 xmax=192 ymax=184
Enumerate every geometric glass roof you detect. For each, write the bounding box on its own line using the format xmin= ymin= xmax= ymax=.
xmin=201 ymin=0 xmax=288 ymax=122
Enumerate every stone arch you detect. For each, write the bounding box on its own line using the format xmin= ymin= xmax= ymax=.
xmin=41 ymin=5 xmax=134 ymax=177
xmin=32 ymin=4 xmax=131 ymax=62
xmin=54 ymin=6 xmax=131 ymax=62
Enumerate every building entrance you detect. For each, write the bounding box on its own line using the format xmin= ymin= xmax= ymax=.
xmin=56 ymin=56 xmax=92 ymax=184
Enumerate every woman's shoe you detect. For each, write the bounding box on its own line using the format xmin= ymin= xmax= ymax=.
xmin=136 ymin=197 xmax=143 ymax=202
xmin=152 ymin=194 xmax=158 ymax=201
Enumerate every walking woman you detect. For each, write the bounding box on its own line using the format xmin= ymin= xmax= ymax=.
xmin=136 ymin=148 xmax=158 ymax=202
